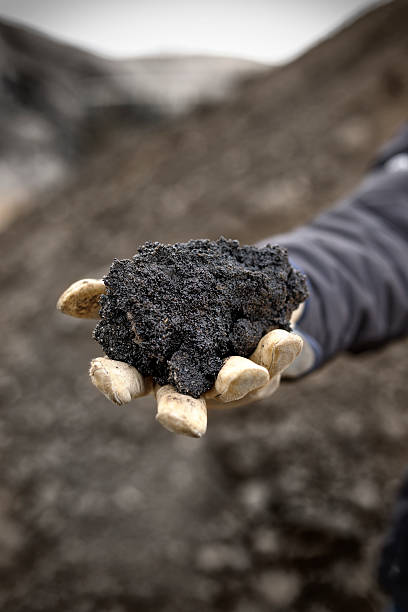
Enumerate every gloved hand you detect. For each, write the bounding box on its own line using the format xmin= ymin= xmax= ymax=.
xmin=57 ymin=278 xmax=305 ymax=437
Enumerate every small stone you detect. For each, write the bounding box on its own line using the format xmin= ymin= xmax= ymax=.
xmin=196 ymin=543 xmax=250 ymax=573
xmin=238 ymin=480 xmax=270 ymax=515
xmin=255 ymin=569 xmax=301 ymax=607
xmin=252 ymin=528 xmax=281 ymax=556
xmin=348 ymin=480 xmax=379 ymax=511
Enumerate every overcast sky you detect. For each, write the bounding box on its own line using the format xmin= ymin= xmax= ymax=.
xmin=0 ymin=0 xmax=382 ymax=63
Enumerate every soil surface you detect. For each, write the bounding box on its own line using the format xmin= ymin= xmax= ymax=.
xmin=95 ymin=238 xmax=307 ymax=396
xmin=0 ymin=19 xmax=263 ymax=229
xmin=1 ymin=2 xmax=408 ymax=611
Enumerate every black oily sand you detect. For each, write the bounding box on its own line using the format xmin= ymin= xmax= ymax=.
xmin=93 ymin=238 xmax=308 ymax=397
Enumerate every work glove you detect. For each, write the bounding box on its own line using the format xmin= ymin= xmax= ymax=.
xmin=57 ymin=278 xmax=305 ymax=437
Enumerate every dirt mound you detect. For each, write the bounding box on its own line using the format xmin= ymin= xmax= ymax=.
xmin=1 ymin=2 xmax=408 ymax=610
xmin=0 ymin=19 xmax=264 ymax=229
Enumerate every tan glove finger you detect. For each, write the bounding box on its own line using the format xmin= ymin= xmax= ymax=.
xmin=243 ymin=373 xmax=281 ymax=403
xmin=250 ymin=330 xmax=303 ymax=377
xmin=205 ymin=356 xmax=269 ymax=404
xmin=290 ymin=302 xmax=305 ymax=326
xmin=283 ymin=334 xmax=316 ymax=378
xmin=155 ymin=385 xmax=207 ymax=438
xmin=57 ymin=279 xmax=106 ymax=319
xmin=206 ymin=372 xmax=281 ymax=409
xmin=89 ymin=357 xmax=151 ymax=405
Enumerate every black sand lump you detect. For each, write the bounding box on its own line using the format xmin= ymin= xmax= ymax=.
xmin=94 ymin=238 xmax=308 ymax=397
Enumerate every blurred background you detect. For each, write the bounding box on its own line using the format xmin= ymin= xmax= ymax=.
xmin=0 ymin=1 xmax=408 ymax=610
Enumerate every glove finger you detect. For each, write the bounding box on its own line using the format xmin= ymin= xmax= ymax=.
xmin=155 ymin=385 xmax=207 ymax=438
xmin=290 ymin=302 xmax=305 ymax=326
xmin=205 ymin=374 xmax=280 ymax=409
xmin=244 ymin=373 xmax=281 ymax=402
xmin=250 ymin=330 xmax=303 ymax=377
xmin=57 ymin=278 xmax=105 ymax=319
xmin=89 ymin=357 xmax=151 ymax=405
xmin=282 ymin=333 xmax=315 ymax=378
xmin=206 ymin=356 xmax=269 ymax=404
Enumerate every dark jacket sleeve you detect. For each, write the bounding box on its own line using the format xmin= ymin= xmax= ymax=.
xmin=258 ymin=124 xmax=408 ymax=367
xmin=378 ymin=471 xmax=408 ymax=610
